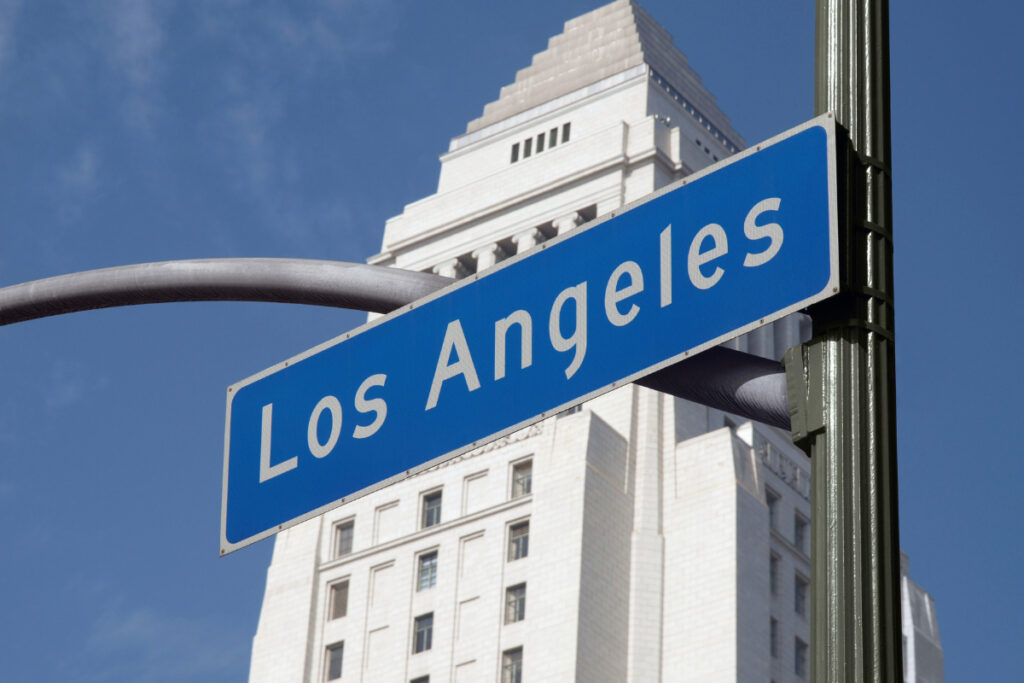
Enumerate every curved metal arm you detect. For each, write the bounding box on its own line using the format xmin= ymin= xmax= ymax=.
xmin=0 ymin=258 xmax=452 ymax=325
xmin=0 ymin=257 xmax=791 ymax=429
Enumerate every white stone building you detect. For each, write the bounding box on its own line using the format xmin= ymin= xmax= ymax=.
xmin=248 ymin=2 xmax=942 ymax=681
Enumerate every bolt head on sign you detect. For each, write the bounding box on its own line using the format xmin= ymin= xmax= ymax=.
xmin=221 ymin=114 xmax=839 ymax=554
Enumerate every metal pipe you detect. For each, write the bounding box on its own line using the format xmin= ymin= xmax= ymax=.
xmin=0 ymin=258 xmax=452 ymax=325
xmin=1 ymin=257 xmax=793 ymax=429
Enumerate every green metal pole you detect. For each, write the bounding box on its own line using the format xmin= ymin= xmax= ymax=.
xmin=784 ymin=0 xmax=902 ymax=680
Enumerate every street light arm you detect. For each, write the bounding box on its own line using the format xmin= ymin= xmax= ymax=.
xmin=0 ymin=258 xmax=453 ymax=325
xmin=0 ymin=257 xmax=791 ymax=428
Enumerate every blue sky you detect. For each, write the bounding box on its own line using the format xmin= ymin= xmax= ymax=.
xmin=0 ymin=1 xmax=1020 ymax=681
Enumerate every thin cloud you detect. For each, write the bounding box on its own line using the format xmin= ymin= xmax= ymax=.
xmin=43 ymin=359 xmax=109 ymax=411
xmin=54 ymin=143 xmax=103 ymax=226
xmin=0 ymin=0 xmax=21 ymax=79
xmin=100 ymin=0 xmax=165 ymax=131
xmin=84 ymin=603 xmax=250 ymax=682
xmin=201 ymin=1 xmax=398 ymax=252
xmin=105 ymin=0 xmax=162 ymax=87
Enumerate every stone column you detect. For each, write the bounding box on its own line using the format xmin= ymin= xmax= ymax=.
xmin=553 ymin=211 xmax=583 ymax=235
xmin=471 ymin=243 xmax=507 ymax=272
xmin=432 ymin=258 xmax=468 ymax=279
xmin=511 ymin=227 xmax=544 ymax=254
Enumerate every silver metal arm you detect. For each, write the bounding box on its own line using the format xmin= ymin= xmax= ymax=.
xmin=0 ymin=258 xmax=790 ymax=429
xmin=0 ymin=258 xmax=452 ymax=324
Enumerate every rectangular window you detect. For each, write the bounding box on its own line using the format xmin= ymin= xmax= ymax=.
xmin=795 ymin=638 xmax=809 ymax=679
xmin=794 ymin=513 xmax=808 ymax=554
xmin=549 ymin=128 xmax=558 ymax=147
xmin=795 ymin=574 xmax=809 ymax=617
xmin=508 ymin=521 xmax=529 ymax=561
xmin=413 ymin=613 xmax=433 ymax=653
xmin=770 ymin=552 xmax=780 ymax=595
xmin=766 ymin=488 xmax=780 ymax=530
xmin=536 ymin=133 xmax=545 ymax=153
xmin=770 ymin=617 xmax=778 ymax=657
xmin=417 ymin=551 xmax=438 ymax=591
xmin=561 ymin=122 xmax=571 ymax=143
xmin=505 ymin=583 xmax=526 ymax=624
xmin=330 ymin=580 xmax=349 ymax=620
xmin=511 ymin=460 xmax=532 ymax=499
xmin=411 ymin=677 xmax=430 ymax=683
xmin=326 ymin=642 xmax=344 ymax=680
xmin=523 ymin=137 xmax=532 ymax=158
xmin=510 ymin=142 xmax=519 ymax=163
xmin=335 ymin=520 xmax=354 ymax=557
xmin=502 ymin=647 xmax=523 ymax=683
xmin=421 ymin=491 xmax=442 ymax=529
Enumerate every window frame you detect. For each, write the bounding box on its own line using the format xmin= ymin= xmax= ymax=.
xmin=502 ymin=646 xmax=523 ymax=683
xmin=413 ymin=612 xmax=434 ymax=654
xmin=504 ymin=583 xmax=526 ymax=624
xmin=328 ymin=578 xmax=350 ymax=620
xmin=507 ymin=521 xmax=529 ymax=562
xmin=510 ymin=458 xmax=533 ymax=499
xmin=417 ymin=550 xmax=439 ymax=592
xmin=325 ymin=641 xmax=344 ymax=681
xmin=421 ymin=490 xmax=442 ymax=529
xmin=794 ymin=572 xmax=809 ymax=618
xmin=795 ymin=637 xmax=809 ymax=679
xmin=794 ymin=511 xmax=809 ymax=555
xmin=334 ymin=518 xmax=355 ymax=557
xmin=770 ymin=552 xmax=780 ymax=595
xmin=766 ymin=487 xmax=780 ymax=531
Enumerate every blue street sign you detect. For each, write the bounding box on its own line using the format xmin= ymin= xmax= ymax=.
xmin=221 ymin=115 xmax=839 ymax=554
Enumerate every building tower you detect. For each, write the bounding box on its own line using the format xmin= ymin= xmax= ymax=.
xmin=248 ymin=2 xmax=942 ymax=681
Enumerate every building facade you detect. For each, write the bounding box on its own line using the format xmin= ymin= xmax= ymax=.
xmin=248 ymin=2 xmax=942 ymax=681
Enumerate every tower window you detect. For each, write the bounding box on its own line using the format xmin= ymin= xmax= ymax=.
xmin=511 ymin=142 xmax=520 ymax=163
xmin=326 ymin=642 xmax=344 ymax=680
xmin=795 ymin=574 xmax=809 ymax=617
xmin=549 ymin=128 xmax=558 ymax=147
xmin=561 ymin=122 xmax=571 ymax=143
xmin=417 ymin=551 xmax=438 ymax=591
xmin=505 ymin=583 xmax=526 ymax=624
xmin=794 ymin=513 xmax=809 ymax=554
xmin=536 ymin=133 xmax=545 ymax=153
xmin=511 ymin=460 xmax=532 ymax=499
xmin=335 ymin=520 xmax=354 ymax=557
xmin=795 ymin=638 xmax=809 ymax=678
xmin=502 ymin=647 xmax=523 ymax=683
xmin=421 ymin=491 xmax=442 ymax=529
xmin=329 ymin=580 xmax=349 ymax=620
xmin=523 ymin=138 xmax=532 ymax=158
xmin=766 ymin=488 xmax=780 ymax=530
xmin=508 ymin=521 xmax=529 ymax=561
xmin=413 ymin=613 xmax=434 ymax=653
xmin=770 ymin=552 xmax=780 ymax=595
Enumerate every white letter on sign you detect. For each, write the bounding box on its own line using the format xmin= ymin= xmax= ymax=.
xmin=426 ymin=319 xmax=481 ymax=410
xmin=494 ymin=310 xmax=533 ymax=381
xmin=353 ymin=374 xmax=388 ymax=439
xmin=307 ymin=395 xmax=342 ymax=458
xmin=549 ymin=282 xmax=588 ymax=379
xmin=743 ymin=197 xmax=784 ymax=267
xmin=259 ymin=403 xmax=297 ymax=483
xmin=604 ymin=261 xmax=644 ymax=326
xmin=687 ymin=223 xmax=728 ymax=290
